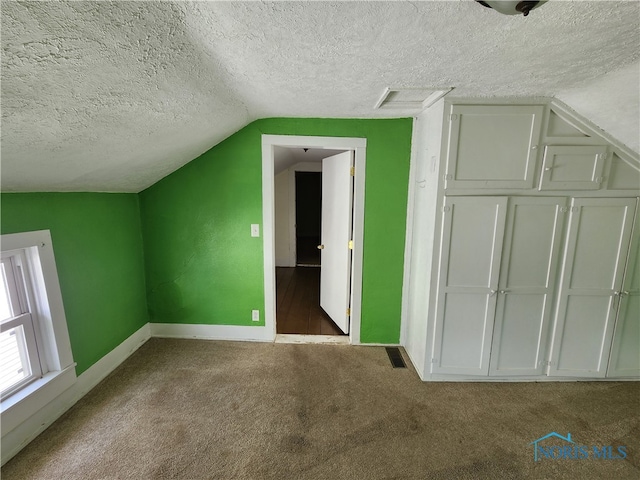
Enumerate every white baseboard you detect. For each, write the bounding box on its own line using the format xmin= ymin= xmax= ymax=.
xmin=150 ymin=323 xmax=274 ymax=342
xmin=404 ymin=348 xmax=426 ymax=380
xmin=1 ymin=323 xmax=151 ymax=466
xmin=423 ymin=374 xmax=640 ymax=382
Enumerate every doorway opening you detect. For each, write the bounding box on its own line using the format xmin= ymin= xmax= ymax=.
xmin=275 ymin=150 xmax=346 ymax=336
xmin=295 ymin=171 xmax=321 ymax=267
xmin=261 ymin=135 xmax=367 ymax=344
xmin=276 ymin=165 xmax=345 ymax=335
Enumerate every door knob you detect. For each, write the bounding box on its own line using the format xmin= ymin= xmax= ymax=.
xmin=317 ymin=245 xmax=324 ymax=250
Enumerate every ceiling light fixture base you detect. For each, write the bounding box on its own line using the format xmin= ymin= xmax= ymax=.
xmin=476 ymin=0 xmax=547 ymax=16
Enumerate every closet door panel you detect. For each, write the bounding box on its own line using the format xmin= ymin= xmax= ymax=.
xmin=432 ymin=197 xmax=507 ymax=375
xmin=489 ymin=198 xmax=567 ymax=376
xmin=539 ymin=146 xmax=607 ymax=191
xmin=608 ymin=293 xmax=640 ymax=376
xmin=438 ymin=293 xmax=492 ymax=370
xmin=445 ymin=105 xmax=543 ymax=190
xmin=569 ymin=205 xmax=631 ymax=289
xmin=608 ymin=201 xmax=640 ymax=377
xmin=549 ymin=198 xmax=636 ymax=377
xmin=446 ymin=203 xmax=499 ymax=287
xmin=492 ymin=294 xmax=548 ymax=371
xmin=557 ymin=296 xmax=614 ymax=372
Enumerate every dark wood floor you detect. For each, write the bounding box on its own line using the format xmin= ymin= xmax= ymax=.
xmin=276 ymin=267 xmax=345 ymax=335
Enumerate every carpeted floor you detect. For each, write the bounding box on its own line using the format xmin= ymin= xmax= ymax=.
xmin=2 ymin=338 xmax=639 ymax=479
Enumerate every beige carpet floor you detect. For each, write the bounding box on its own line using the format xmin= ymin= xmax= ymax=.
xmin=2 ymin=338 xmax=639 ymax=479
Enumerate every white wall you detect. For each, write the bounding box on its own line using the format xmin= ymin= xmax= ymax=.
xmin=274 ymin=170 xmax=291 ymax=266
xmin=556 ymin=61 xmax=640 ymax=154
xmin=274 ymin=161 xmax=322 ymax=267
xmin=402 ymin=100 xmax=445 ymax=379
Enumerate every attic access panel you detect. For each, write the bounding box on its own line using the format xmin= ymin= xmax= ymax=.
xmin=374 ymin=88 xmax=452 ymax=111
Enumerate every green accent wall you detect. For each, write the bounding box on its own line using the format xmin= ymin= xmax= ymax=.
xmin=141 ymin=118 xmax=412 ymax=343
xmin=0 ymin=193 xmax=148 ymax=374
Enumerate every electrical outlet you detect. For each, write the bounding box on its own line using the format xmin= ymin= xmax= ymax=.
xmin=251 ymin=310 xmax=260 ymax=322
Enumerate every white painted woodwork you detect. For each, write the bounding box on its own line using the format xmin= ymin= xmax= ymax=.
xmin=608 ymin=200 xmax=640 ymax=377
xmin=402 ymin=101 xmax=446 ymax=379
xmin=608 ymin=154 xmax=640 ymax=191
xmin=444 ymin=105 xmax=543 ymax=190
xmin=489 ymin=197 xmax=568 ymax=376
xmin=319 ymin=151 xmax=354 ymax=334
xmin=546 ymin=111 xmax=590 ymax=138
xmin=431 ymin=197 xmax=507 ymax=375
xmin=262 ymin=135 xmax=366 ymax=344
xmin=549 ymin=198 xmax=637 ymax=377
xmin=405 ymin=100 xmax=639 ymax=382
xmin=539 ymin=145 xmax=607 ymax=191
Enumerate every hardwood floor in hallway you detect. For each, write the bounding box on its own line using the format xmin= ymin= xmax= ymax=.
xmin=276 ymin=267 xmax=345 ymax=335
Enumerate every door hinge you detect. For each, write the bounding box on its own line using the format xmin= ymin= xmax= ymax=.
xmin=431 ymin=358 xmax=438 ymax=364
xmin=348 ymin=239 xmax=353 ymax=250
xmin=350 ymin=166 xmax=355 ymax=176
xmin=346 ymin=308 xmax=351 ymax=316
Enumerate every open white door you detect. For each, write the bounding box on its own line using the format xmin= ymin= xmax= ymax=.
xmin=319 ymin=151 xmax=354 ymax=334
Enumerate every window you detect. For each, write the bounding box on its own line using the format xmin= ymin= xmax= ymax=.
xmin=1 ymin=251 xmax=43 ymax=398
xmin=1 ymin=230 xmax=76 ymax=442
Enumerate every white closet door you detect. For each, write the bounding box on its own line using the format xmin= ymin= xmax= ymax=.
xmin=444 ymin=105 xmax=543 ymax=190
xmin=538 ymin=146 xmax=607 ymax=191
xmin=489 ymin=197 xmax=568 ymax=376
xmin=608 ymin=199 xmax=640 ymax=377
xmin=431 ymin=197 xmax=507 ymax=375
xmin=549 ymin=198 xmax=636 ymax=377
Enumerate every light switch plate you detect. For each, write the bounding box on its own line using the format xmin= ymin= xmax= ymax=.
xmin=251 ymin=224 xmax=260 ymax=237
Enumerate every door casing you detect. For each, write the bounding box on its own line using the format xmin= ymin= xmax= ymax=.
xmin=261 ymin=135 xmax=367 ymax=343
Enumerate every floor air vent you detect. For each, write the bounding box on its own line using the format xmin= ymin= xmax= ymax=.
xmin=385 ymin=347 xmax=406 ymax=368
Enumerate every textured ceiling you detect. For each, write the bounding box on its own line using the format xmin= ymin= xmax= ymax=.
xmin=1 ymin=1 xmax=639 ymax=192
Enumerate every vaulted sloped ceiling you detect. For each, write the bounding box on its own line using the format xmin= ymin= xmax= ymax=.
xmin=1 ymin=1 xmax=638 ymax=192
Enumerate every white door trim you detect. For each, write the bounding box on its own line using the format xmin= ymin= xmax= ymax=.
xmin=262 ymin=135 xmax=367 ymax=344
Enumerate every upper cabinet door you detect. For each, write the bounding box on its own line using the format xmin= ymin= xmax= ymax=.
xmin=489 ymin=197 xmax=568 ymax=376
xmin=444 ymin=105 xmax=543 ymax=190
xmin=608 ymin=199 xmax=640 ymax=378
xmin=431 ymin=196 xmax=508 ymax=376
xmin=539 ymin=146 xmax=608 ymax=191
xmin=549 ymin=198 xmax=637 ymax=378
